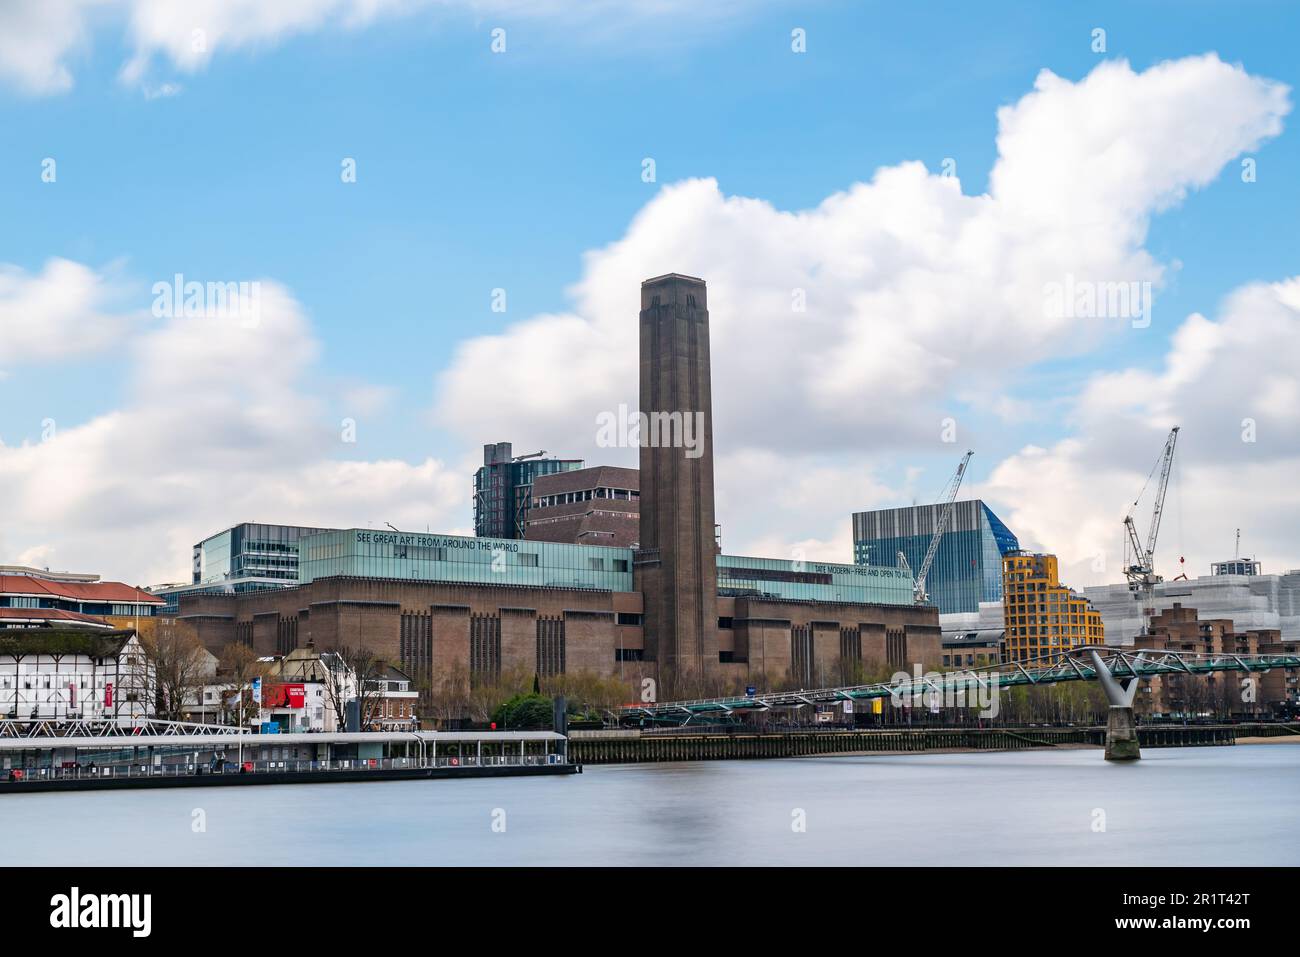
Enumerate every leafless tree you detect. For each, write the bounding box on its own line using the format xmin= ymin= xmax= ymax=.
xmin=216 ymin=642 xmax=268 ymax=724
xmin=321 ymin=645 xmax=387 ymax=730
xmin=139 ymin=622 xmax=210 ymax=721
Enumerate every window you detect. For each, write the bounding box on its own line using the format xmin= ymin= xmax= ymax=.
xmin=518 ymin=553 xmax=538 ymax=567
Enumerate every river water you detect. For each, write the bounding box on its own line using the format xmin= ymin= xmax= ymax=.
xmin=3 ymin=744 xmax=1295 ymax=866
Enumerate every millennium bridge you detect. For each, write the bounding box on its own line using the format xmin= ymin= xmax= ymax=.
xmin=619 ymin=646 xmax=1300 ymax=760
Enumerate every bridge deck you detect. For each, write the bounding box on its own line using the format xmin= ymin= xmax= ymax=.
xmin=621 ymin=648 xmax=1300 ymax=720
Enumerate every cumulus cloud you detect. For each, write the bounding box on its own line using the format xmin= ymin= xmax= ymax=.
xmin=0 ymin=0 xmax=94 ymax=94
xmin=983 ymin=277 xmax=1300 ymax=586
xmin=0 ymin=271 xmax=464 ymax=584
xmin=432 ymin=54 xmax=1290 ymax=560
xmin=0 ymin=259 xmax=140 ymax=370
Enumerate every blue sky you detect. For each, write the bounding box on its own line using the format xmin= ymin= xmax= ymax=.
xmin=2 ymin=0 xmax=1298 ymax=584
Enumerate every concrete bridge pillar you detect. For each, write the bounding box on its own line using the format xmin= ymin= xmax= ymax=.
xmin=1105 ymin=706 xmax=1141 ymax=761
xmin=1089 ymin=650 xmax=1143 ymax=762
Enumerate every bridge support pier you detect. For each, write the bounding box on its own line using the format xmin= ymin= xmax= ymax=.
xmin=1089 ymin=650 xmax=1142 ymax=761
xmin=1105 ymin=706 xmax=1141 ymax=761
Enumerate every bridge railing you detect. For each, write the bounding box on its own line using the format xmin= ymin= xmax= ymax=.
xmin=620 ymin=649 xmax=1300 ymax=719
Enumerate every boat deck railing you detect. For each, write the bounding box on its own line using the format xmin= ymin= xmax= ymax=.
xmin=3 ymin=752 xmax=567 ymax=785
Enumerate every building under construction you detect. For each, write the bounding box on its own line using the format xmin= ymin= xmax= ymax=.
xmin=1085 ymin=563 xmax=1300 ymax=645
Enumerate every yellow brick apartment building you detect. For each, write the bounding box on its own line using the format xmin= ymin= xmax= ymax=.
xmin=1002 ymin=552 xmax=1104 ymax=662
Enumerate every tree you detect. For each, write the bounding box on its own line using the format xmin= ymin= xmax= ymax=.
xmin=216 ymin=641 xmax=269 ymax=725
xmin=139 ymin=622 xmax=211 ymax=721
xmin=322 ymin=644 xmax=387 ymax=730
xmin=426 ymin=660 xmax=473 ymax=726
xmin=492 ymin=692 xmax=554 ymax=730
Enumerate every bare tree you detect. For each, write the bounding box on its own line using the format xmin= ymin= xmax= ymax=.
xmin=321 ymin=645 xmax=387 ymax=730
xmin=216 ymin=642 xmax=268 ymax=725
xmin=426 ymin=660 xmax=473 ymax=726
xmin=138 ymin=622 xmax=211 ymax=721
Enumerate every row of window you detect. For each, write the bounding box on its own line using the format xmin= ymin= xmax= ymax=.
xmin=534 ymin=488 xmax=639 ymax=508
xmin=942 ymin=653 xmax=999 ymax=667
xmin=0 ymin=597 xmax=157 ymax=616
xmin=1 ymin=675 xmax=117 ymax=689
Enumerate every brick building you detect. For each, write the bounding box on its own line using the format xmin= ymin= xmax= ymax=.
xmin=525 ymin=466 xmax=640 ymax=547
xmin=1131 ymin=603 xmax=1299 ymax=717
xmin=178 ymin=275 xmax=940 ymax=702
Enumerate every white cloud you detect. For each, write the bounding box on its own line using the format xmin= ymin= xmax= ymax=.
xmin=0 ymin=258 xmax=139 ymax=370
xmin=983 ymin=277 xmax=1300 ymax=586
xmin=0 ymin=0 xmax=95 ymax=94
xmin=0 ymin=271 xmax=464 ymax=584
xmin=0 ymin=0 xmax=760 ymax=95
xmin=432 ymin=54 xmax=1290 ymax=559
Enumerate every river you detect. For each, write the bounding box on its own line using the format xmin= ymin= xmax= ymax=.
xmin=3 ymin=744 xmax=1295 ymax=866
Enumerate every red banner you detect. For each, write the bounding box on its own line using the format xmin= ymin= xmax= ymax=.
xmin=264 ymin=683 xmax=306 ymax=709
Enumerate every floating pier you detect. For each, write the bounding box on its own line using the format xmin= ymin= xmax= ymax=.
xmin=0 ymin=730 xmax=577 ymax=793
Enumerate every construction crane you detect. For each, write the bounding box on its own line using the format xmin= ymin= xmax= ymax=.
xmin=904 ymin=450 xmax=974 ymax=604
xmin=1123 ymin=426 xmax=1180 ymax=630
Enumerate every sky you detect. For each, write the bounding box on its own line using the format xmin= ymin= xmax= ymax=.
xmin=1 ymin=0 xmax=1298 ymax=589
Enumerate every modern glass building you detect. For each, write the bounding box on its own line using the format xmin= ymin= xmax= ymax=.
xmin=852 ymin=500 xmax=1020 ymax=614
xmin=152 ymin=522 xmax=335 ymax=614
xmin=717 ymin=554 xmax=914 ymax=605
xmin=473 ymin=442 xmax=584 ymax=539
xmin=192 ymin=522 xmax=332 ymax=585
xmin=299 ymin=529 xmax=634 ymax=591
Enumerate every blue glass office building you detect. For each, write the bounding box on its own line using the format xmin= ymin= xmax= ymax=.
xmin=852 ymin=500 xmax=1019 ymax=614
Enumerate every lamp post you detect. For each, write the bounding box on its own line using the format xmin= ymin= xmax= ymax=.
xmin=236 ymin=679 xmax=243 ymax=768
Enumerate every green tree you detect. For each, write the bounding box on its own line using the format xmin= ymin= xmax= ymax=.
xmin=492 ymin=692 xmax=554 ymax=730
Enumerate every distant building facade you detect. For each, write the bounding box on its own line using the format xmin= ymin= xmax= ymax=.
xmin=1083 ymin=563 xmax=1300 ymax=645
xmin=852 ymin=500 xmax=1019 ymax=614
xmin=363 ymin=665 xmax=419 ymax=730
xmin=152 ymin=522 xmax=334 ymax=613
xmin=0 ymin=629 xmax=152 ymax=723
xmin=177 ymin=275 xmax=942 ymax=701
xmin=941 ymin=630 xmax=1004 ymax=670
xmin=1131 ymin=604 xmax=1299 ymax=716
xmin=525 ymin=466 xmax=640 ymax=547
xmin=1002 ymin=551 xmax=1104 ymax=663
xmin=0 ymin=567 xmax=163 ymax=630
xmin=473 ymin=442 xmax=584 ymax=540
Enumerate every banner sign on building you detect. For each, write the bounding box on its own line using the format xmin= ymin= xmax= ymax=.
xmin=264 ymin=683 xmax=306 ymax=709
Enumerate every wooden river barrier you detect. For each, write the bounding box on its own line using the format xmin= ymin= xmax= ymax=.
xmin=567 ymin=723 xmax=1298 ymax=765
